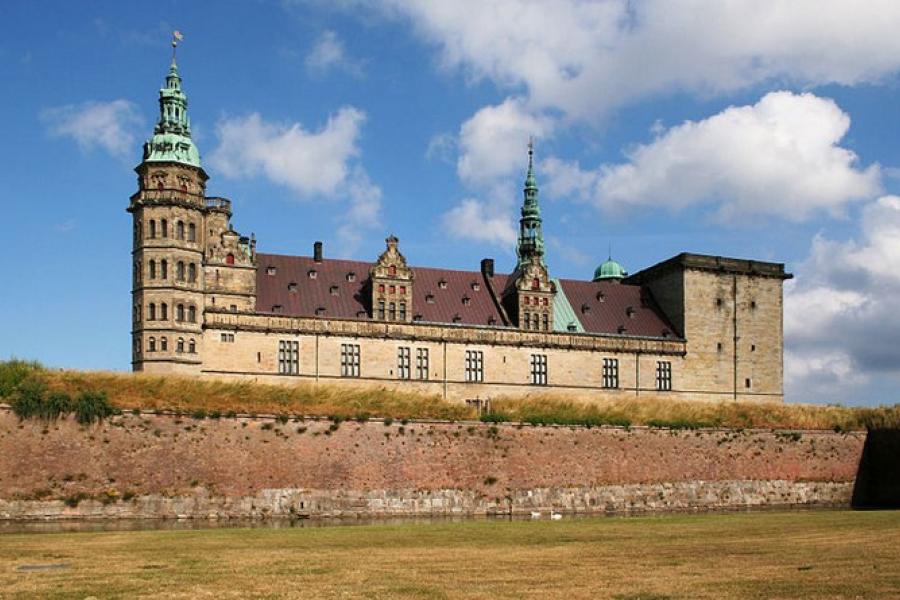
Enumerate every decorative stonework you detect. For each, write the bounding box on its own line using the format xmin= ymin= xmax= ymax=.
xmin=370 ymin=235 xmax=414 ymax=323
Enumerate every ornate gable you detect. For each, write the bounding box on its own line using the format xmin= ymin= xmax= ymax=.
xmin=370 ymin=235 xmax=415 ymax=322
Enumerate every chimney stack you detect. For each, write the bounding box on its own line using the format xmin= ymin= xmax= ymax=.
xmin=313 ymin=241 xmax=323 ymax=263
xmin=480 ymin=258 xmax=494 ymax=278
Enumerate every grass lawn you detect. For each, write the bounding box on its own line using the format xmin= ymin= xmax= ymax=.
xmin=1 ymin=510 xmax=898 ymax=599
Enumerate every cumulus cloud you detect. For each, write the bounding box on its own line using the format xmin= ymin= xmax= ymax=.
xmin=208 ymin=107 xmax=381 ymax=254
xmin=543 ymin=92 xmax=881 ymax=222
xmin=457 ymin=98 xmax=555 ymax=186
xmin=209 ymin=107 xmax=366 ymax=197
xmin=441 ymin=196 xmax=517 ymax=248
xmin=305 ymin=30 xmax=362 ymax=76
xmin=41 ymin=99 xmax=142 ymax=159
xmin=785 ymin=196 xmax=900 ymax=404
xmin=374 ymin=0 xmax=900 ymax=121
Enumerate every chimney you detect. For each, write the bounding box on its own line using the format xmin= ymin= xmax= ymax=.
xmin=313 ymin=241 xmax=323 ymax=263
xmin=480 ymin=258 xmax=494 ymax=278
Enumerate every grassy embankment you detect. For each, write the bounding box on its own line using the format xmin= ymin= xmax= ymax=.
xmin=2 ymin=359 xmax=899 ymax=430
xmin=2 ymin=510 xmax=899 ymax=599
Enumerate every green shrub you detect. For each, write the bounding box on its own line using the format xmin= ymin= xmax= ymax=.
xmin=191 ymin=409 xmax=207 ymax=420
xmin=276 ymin=414 xmax=289 ymax=425
xmin=0 ymin=359 xmax=44 ymax=398
xmin=10 ymin=376 xmax=47 ymax=419
xmin=479 ymin=412 xmax=510 ymax=423
xmin=41 ymin=392 xmax=73 ymax=420
xmin=261 ymin=422 xmax=274 ymax=431
xmin=74 ymin=391 xmax=116 ymax=425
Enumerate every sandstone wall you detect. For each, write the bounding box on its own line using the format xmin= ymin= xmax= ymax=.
xmin=0 ymin=409 xmax=864 ymax=520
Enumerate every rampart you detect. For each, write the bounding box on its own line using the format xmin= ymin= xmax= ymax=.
xmin=0 ymin=409 xmax=865 ymax=520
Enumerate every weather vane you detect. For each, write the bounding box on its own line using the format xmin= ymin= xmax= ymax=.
xmin=172 ymin=30 xmax=184 ymax=60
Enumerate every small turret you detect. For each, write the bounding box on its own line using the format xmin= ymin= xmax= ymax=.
xmin=141 ymin=46 xmax=201 ymax=168
xmin=593 ymin=257 xmax=628 ymax=282
xmin=516 ymin=140 xmax=546 ymax=270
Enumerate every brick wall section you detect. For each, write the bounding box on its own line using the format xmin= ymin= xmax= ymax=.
xmin=0 ymin=410 xmax=863 ymax=519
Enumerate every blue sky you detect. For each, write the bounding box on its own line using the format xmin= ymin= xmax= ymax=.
xmin=3 ymin=1 xmax=900 ymax=406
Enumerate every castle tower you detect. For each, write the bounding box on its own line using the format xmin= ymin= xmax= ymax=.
xmin=127 ymin=48 xmax=209 ymax=373
xmin=516 ymin=140 xmax=546 ymax=270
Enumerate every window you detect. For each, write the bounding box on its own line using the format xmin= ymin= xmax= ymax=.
xmin=745 ymin=377 xmax=752 ymax=389
xmin=278 ymin=340 xmax=299 ymax=375
xmin=160 ymin=303 xmax=168 ymax=320
xmin=425 ymin=294 xmax=435 ymax=304
xmin=389 ymin=285 xmax=396 ymax=294
xmin=176 ymin=220 xmax=185 ymax=240
xmin=388 ymin=265 xmax=397 ymax=276
xmin=188 ymin=305 xmax=196 ymax=323
xmin=602 ymin=358 xmax=619 ymax=389
xmin=438 ymin=279 xmax=447 ymax=289
xmin=148 ymin=303 xmax=156 ymax=320
xmin=149 ymin=220 xmax=156 ymax=239
xmin=220 ymin=332 xmax=235 ymax=343
xmin=542 ymin=314 xmax=549 ymax=331
xmin=188 ymin=339 xmax=196 ymax=354
xmin=399 ymin=286 xmax=407 ymax=294
xmin=308 ymin=269 xmax=317 ymax=279
xmin=378 ymin=300 xmax=385 ymax=320
xmin=531 ymin=278 xmax=540 ymax=290
xmin=341 ymin=343 xmax=360 ymax=377
xmin=161 ymin=219 xmax=168 ymax=238
xmin=397 ymin=347 xmax=411 ymax=379
xmin=188 ymin=263 xmax=196 ymax=283
xmin=378 ymin=284 xmax=385 ymax=293
xmin=148 ymin=337 xmax=156 ymax=352
xmin=347 ymin=272 xmax=356 ymax=282
xmin=656 ymin=361 xmax=672 ymax=391
xmin=530 ymin=354 xmax=548 ymax=385
xmin=161 ymin=259 xmax=168 ymax=279
xmin=177 ymin=261 xmax=185 ymax=281
xmin=462 ymin=296 xmax=471 ymax=306
xmin=288 ymin=282 xmax=298 ymax=292
xmin=330 ymin=285 xmax=339 ymax=296
xmin=176 ymin=304 xmax=185 ymax=322
xmin=465 ymin=350 xmax=484 ymax=382
xmin=523 ymin=313 xmax=531 ymax=329
xmin=188 ymin=222 xmax=196 ymax=242
xmin=389 ymin=302 xmax=396 ymax=321
xmin=160 ymin=337 xmax=168 ymax=352
xmin=176 ymin=338 xmax=185 ymax=353
xmin=226 ymin=253 xmax=235 ymax=265
xmin=416 ymin=348 xmax=429 ymax=380
xmin=149 ymin=259 xmax=156 ymax=279
xmin=399 ymin=302 xmax=407 ymax=321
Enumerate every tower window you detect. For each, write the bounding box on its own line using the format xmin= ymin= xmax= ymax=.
xmin=176 ymin=338 xmax=184 ymax=354
xmin=161 ymin=259 xmax=168 ymax=280
xmin=523 ymin=313 xmax=531 ymax=329
xmin=378 ymin=300 xmax=385 ymax=320
xmin=188 ymin=339 xmax=196 ymax=354
xmin=188 ymin=305 xmax=196 ymax=323
xmin=389 ymin=285 xmax=396 ymax=294
xmin=399 ymin=286 xmax=407 ymax=294
xmin=177 ymin=261 xmax=185 ymax=281
xmin=160 ymin=337 xmax=168 ymax=352
xmin=176 ymin=304 xmax=185 ymax=322
xmin=188 ymin=263 xmax=196 ymax=283
xmin=148 ymin=337 xmax=156 ymax=352
xmin=149 ymin=260 xmax=157 ymax=279
xmin=532 ymin=278 xmax=540 ymax=290
xmin=188 ymin=223 xmax=196 ymax=242
xmin=148 ymin=303 xmax=156 ymax=321
xmin=388 ymin=265 xmax=397 ymax=276
xmin=176 ymin=221 xmax=185 ymax=240
xmin=389 ymin=302 xmax=396 ymax=321
xmin=149 ymin=220 xmax=156 ymax=239
xmin=542 ymin=313 xmax=549 ymax=331
xmin=160 ymin=303 xmax=168 ymax=320
xmin=226 ymin=254 xmax=235 ymax=265
xmin=399 ymin=302 xmax=407 ymax=321
xmin=161 ymin=219 xmax=168 ymax=238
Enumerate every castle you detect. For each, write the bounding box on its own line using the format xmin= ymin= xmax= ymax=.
xmin=129 ymin=54 xmax=791 ymax=403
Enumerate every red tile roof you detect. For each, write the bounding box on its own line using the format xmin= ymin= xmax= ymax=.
xmin=255 ymin=252 xmax=676 ymax=339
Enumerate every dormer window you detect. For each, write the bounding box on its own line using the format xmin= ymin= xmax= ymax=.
xmin=596 ymin=291 xmax=605 ymax=302
xmin=315 ymin=307 xmax=326 ymax=316
xmin=425 ymin=293 xmax=435 ymax=304
xmin=356 ymin=310 xmax=367 ymax=318
xmin=462 ymin=296 xmax=471 ymax=306
xmin=272 ymin=305 xmax=283 ymax=313
xmin=567 ymin=323 xmax=578 ymax=332
xmin=288 ymin=282 xmax=298 ymax=292
xmin=581 ymin=304 xmax=591 ymax=314
xmin=438 ymin=279 xmax=447 ymax=289
xmin=626 ymin=306 xmax=636 ymax=318
xmin=617 ymin=325 xmax=627 ymax=334
xmin=330 ymin=285 xmax=339 ymax=296
xmin=308 ymin=269 xmax=317 ymax=279
xmin=471 ymin=281 xmax=480 ymax=291
xmin=488 ymin=316 xmax=496 ymax=326
xmin=413 ymin=314 xmax=423 ymax=322
xmin=662 ymin=329 xmax=671 ymax=338
xmin=347 ymin=272 xmax=356 ymax=282
xmin=452 ymin=314 xmax=462 ymax=323
xmin=266 ymin=266 xmax=276 ymax=276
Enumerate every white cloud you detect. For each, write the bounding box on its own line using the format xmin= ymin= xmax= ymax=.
xmin=441 ymin=196 xmax=516 ymax=248
xmin=208 ymin=107 xmax=381 ymax=254
xmin=375 ymin=0 xmax=900 ymax=121
xmin=457 ymin=97 xmax=554 ymax=186
xmin=41 ymin=99 xmax=142 ymax=159
xmin=209 ymin=107 xmax=366 ymax=197
xmin=543 ymin=92 xmax=881 ymax=222
xmin=305 ymin=30 xmax=362 ymax=76
xmin=785 ymin=196 xmax=900 ymax=404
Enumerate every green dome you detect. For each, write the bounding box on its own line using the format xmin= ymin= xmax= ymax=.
xmin=593 ymin=258 xmax=627 ymax=281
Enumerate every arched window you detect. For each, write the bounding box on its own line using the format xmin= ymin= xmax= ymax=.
xmin=157 ymin=181 xmax=163 ymax=190
xmin=135 ymin=221 xmax=142 ymax=243
xmin=188 ymin=223 xmax=196 ymax=242
xmin=188 ymin=339 xmax=196 ymax=354
xmin=149 ymin=220 xmax=156 ymax=239
xmin=148 ymin=303 xmax=156 ymax=320
xmin=148 ymin=337 xmax=156 ymax=352
xmin=160 ymin=303 xmax=168 ymax=320
xmin=149 ymin=260 xmax=156 ymax=279
xmin=188 ymin=263 xmax=196 ymax=283
xmin=188 ymin=305 xmax=196 ymax=323
xmin=161 ymin=219 xmax=168 ymax=238
xmin=532 ymin=278 xmax=540 ymax=290
xmin=134 ymin=303 xmax=140 ymax=322
xmin=176 ymin=220 xmax=185 ymax=240
xmin=176 ymin=304 xmax=185 ymax=322
xmin=388 ymin=265 xmax=397 ymax=276
xmin=176 ymin=338 xmax=184 ymax=353
xmin=160 ymin=259 xmax=167 ymax=279
xmin=226 ymin=253 xmax=235 ymax=265
xmin=160 ymin=336 xmax=168 ymax=351
xmin=134 ymin=261 xmax=141 ymax=284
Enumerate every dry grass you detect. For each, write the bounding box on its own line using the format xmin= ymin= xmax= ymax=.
xmin=1 ymin=510 xmax=898 ymax=599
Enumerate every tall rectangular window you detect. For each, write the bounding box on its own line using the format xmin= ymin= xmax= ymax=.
xmin=397 ymin=347 xmax=411 ymax=379
xmin=465 ymin=350 xmax=484 ymax=382
xmin=378 ymin=300 xmax=385 ymax=320
xmin=416 ymin=348 xmax=429 ymax=380
xmin=341 ymin=343 xmax=361 ymax=377
xmin=656 ymin=361 xmax=672 ymax=391
xmin=278 ymin=340 xmax=299 ymax=375
xmin=602 ymin=358 xmax=619 ymax=389
xmin=542 ymin=313 xmax=549 ymax=331
xmin=530 ymin=354 xmax=548 ymax=385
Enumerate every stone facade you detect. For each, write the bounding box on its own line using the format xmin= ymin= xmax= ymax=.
xmin=128 ymin=55 xmax=791 ymax=403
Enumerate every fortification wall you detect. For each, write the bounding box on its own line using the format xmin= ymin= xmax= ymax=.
xmin=0 ymin=409 xmax=864 ymax=520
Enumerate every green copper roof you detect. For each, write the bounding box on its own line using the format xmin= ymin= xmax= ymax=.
xmin=593 ymin=257 xmax=628 ymax=281
xmin=551 ymin=278 xmax=585 ymax=333
xmin=516 ymin=142 xmax=546 ymax=269
xmin=141 ymin=57 xmax=201 ymax=168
